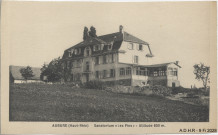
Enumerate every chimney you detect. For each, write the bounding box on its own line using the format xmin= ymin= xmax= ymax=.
xmin=89 ymin=26 xmax=97 ymax=38
xmin=83 ymin=26 xmax=89 ymax=40
xmin=119 ymin=25 xmax=123 ymax=33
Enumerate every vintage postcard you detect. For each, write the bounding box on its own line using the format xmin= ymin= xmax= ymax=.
xmin=1 ymin=1 xmax=217 ymax=134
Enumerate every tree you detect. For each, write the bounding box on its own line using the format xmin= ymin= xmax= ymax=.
xmin=20 ymin=66 xmax=34 ymax=81
xmin=40 ymin=57 xmax=64 ymax=82
xmin=40 ymin=63 xmax=48 ymax=81
xmin=89 ymin=26 xmax=97 ymax=37
xmin=193 ymin=63 xmax=210 ymax=90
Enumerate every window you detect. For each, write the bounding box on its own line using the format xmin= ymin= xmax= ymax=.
xmin=168 ymin=67 xmax=174 ymax=75
xmin=139 ymin=44 xmax=143 ymax=51
xmin=144 ymin=68 xmax=148 ymax=76
xmin=68 ymin=51 xmax=72 ymax=57
xmin=108 ymin=44 xmax=112 ymax=50
xmin=84 ymin=47 xmax=91 ymax=56
xmin=86 ymin=62 xmax=89 ymax=71
xmin=108 ymin=54 xmax=114 ymax=63
xmin=77 ymin=59 xmax=81 ymax=67
xmin=93 ymin=45 xmax=100 ymax=51
xmin=120 ymin=68 xmax=125 ymax=76
xmin=74 ymin=49 xmax=78 ymax=55
xmin=103 ymin=70 xmax=107 ymax=78
xmin=140 ymin=68 xmax=147 ymax=76
xmin=136 ymin=67 xmax=140 ymax=75
xmin=74 ymin=48 xmax=81 ymax=55
xmin=134 ymin=56 xmax=138 ymax=64
xmin=95 ymin=56 xmax=100 ymax=65
xmin=110 ymin=69 xmax=115 ymax=77
xmin=96 ymin=71 xmax=99 ymax=79
xmin=67 ymin=61 xmax=71 ymax=69
xmin=128 ymin=43 xmax=134 ymax=50
xmin=103 ymin=55 xmax=107 ymax=64
xmin=136 ymin=67 xmax=147 ymax=76
xmin=159 ymin=70 xmax=166 ymax=76
xmin=100 ymin=44 xmax=104 ymax=50
xmin=173 ymin=68 xmax=178 ymax=76
xmin=174 ymin=71 xmax=177 ymax=76
xmin=111 ymin=54 xmax=114 ymax=63
xmin=126 ymin=67 xmax=131 ymax=75
xmin=153 ymin=71 xmax=158 ymax=76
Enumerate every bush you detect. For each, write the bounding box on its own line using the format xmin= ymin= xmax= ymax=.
xmin=64 ymin=81 xmax=82 ymax=88
xmin=84 ymin=80 xmax=105 ymax=90
xmin=171 ymin=86 xmax=190 ymax=94
xmin=150 ymin=85 xmax=172 ymax=97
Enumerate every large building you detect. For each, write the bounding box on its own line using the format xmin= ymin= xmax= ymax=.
xmin=61 ymin=26 xmax=181 ymax=87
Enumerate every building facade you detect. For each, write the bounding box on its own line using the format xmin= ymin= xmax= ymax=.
xmin=61 ymin=26 xmax=181 ymax=87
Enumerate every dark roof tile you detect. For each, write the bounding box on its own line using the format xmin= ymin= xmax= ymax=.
xmin=123 ymin=32 xmax=148 ymax=45
xmin=62 ymin=30 xmax=149 ymax=60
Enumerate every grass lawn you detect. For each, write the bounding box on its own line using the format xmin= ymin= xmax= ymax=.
xmin=9 ymin=83 xmax=209 ymax=122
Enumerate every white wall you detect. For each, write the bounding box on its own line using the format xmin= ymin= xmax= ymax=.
xmin=167 ymin=63 xmax=180 ymax=87
xmin=14 ymin=80 xmax=42 ymax=83
xmin=118 ymin=41 xmax=152 ymax=65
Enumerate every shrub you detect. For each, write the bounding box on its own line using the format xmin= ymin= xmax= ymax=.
xmin=84 ymin=80 xmax=105 ymax=90
xmin=150 ymin=85 xmax=172 ymax=97
xmin=171 ymin=86 xmax=190 ymax=94
xmin=64 ymin=81 xmax=82 ymax=87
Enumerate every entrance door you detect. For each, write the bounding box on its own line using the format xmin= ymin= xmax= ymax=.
xmin=172 ymin=82 xmax=175 ymax=88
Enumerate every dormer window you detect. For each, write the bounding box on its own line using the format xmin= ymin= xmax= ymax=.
xmin=68 ymin=51 xmax=72 ymax=57
xmin=84 ymin=47 xmax=91 ymax=57
xmin=94 ymin=44 xmax=104 ymax=51
xmin=68 ymin=49 xmax=74 ymax=57
xmin=101 ymin=44 xmax=104 ymax=50
xmin=93 ymin=45 xmax=100 ymax=51
xmin=128 ymin=43 xmax=134 ymax=50
xmin=74 ymin=48 xmax=81 ymax=55
xmin=107 ymin=44 xmax=112 ymax=50
xmin=74 ymin=49 xmax=78 ymax=55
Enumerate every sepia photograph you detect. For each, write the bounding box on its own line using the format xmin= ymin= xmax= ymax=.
xmin=1 ymin=1 xmax=217 ymax=134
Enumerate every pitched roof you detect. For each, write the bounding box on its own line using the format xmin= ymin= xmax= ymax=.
xmin=123 ymin=32 xmax=149 ymax=45
xmin=73 ymin=37 xmax=108 ymax=48
xmin=145 ymin=62 xmax=181 ymax=68
xmin=9 ymin=65 xmax=41 ymax=80
xmin=98 ymin=32 xmax=123 ymax=42
xmin=65 ymin=31 xmax=148 ymax=51
xmin=62 ymin=30 xmax=150 ymax=60
xmin=119 ymin=61 xmax=181 ymax=68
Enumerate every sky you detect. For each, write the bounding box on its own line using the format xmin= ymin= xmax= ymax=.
xmin=4 ymin=2 xmax=215 ymax=88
